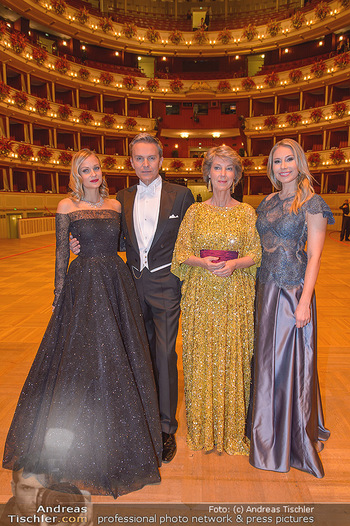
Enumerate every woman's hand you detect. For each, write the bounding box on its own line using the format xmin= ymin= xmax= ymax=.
xmin=294 ymin=301 xmax=311 ymax=328
xmin=69 ymin=234 xmax=81 ymax=255
xmin=212 ymin=259 xmax=237 ymax=277
xmin=201 ymin=256 xmax=225 ymax=272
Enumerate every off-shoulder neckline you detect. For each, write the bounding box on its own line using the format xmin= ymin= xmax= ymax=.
xmin=56 ymin=209 xmax=120 ymax=216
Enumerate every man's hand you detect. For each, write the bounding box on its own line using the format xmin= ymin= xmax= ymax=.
xmin=69 ymin=234 xmax=81 ymax=255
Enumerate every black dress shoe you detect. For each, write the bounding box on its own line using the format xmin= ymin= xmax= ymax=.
xmin=162 ymin=432 xmax=177 ymax=463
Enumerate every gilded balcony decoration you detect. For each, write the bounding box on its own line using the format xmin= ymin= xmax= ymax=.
xmin=51 ymin=0 xmax=66 ymax=16
xmin=217 ymin=80 xmax=231 ymax=93
xmin=77 ymin=7 xmax=89 ymax=25
xmin=341 ymin=0 xmax=349 ymax=6
xmin=123 ymin=23 xmax=137 ymax=39
xmin=241 ymin=77 xmax=256 ymax=91
xmin=102 ymin=114 xmax=115 ymax=128
xmin=310 ymin=108 xmax=324 ymax=123
xmin=193 ymin=158 xmax=203 ymax=171
xmin=308 ymin=152 xmax=321 ymax=167
xmin=100 ymin=17 xmax=113 ymax=33
xmin=264 ymin=115 xmax=279 ymax=130
xmin=146 ymin=28 xmax=161 ymax=44
xmin=102 ymin=156 xmax=117 ymax=170
xmin=170 ymin=159 xmax=184 ymax=172
xmin=14 ymin=91 xmax=28 ymax=109
xmin=267 ymin=20 xmax=281 ymax=38
xmin=37 ymin=146 xmax=53 ymax=163
xmin=123 ymin=76 xmax=138 ymax=90
xmin=168 ymin=30 xmax=183 ymax=46
xmin=242 ymin=158 xmax=254 ymax=169
xmin=334 ymin=52 xmax=350 ymax=69
xmin=78 ymin=67 xmax=90 ymax=81
xmin=58 ymin=151 xmax=73 ymax=165
xmin=332 ymin=101 xmax=347 ymax=118
xmin=242 ymin=24 xmax=257 ymax=42
xmin=0 ymin=81 xmax=10 ymax=101
xmin=330 ymin=148 xmax=346 ymax=164
xmin=264 ymin=72 xmax=279 ymax=88
xmin=35 ymin=98 xmax=51 ymax=116
xmin=17 ymin=143 xmax=33 ymax=161
xmin=289 ymin=69 xmax=303 ymax=84
xmin=310 ymin=59 xmax=326 ymax=78
xmin=217 ymin=29 xmax=232 ymax=45
xmin=57 ymin=104 xmax=72 ymax=120
xmin=124 ymin=157 xmax=133 ymax=170
xmin=0 ymin=137 xmax=13 ymax=157
xmin=315 ymin=1 xmax=331 ymax=20
xmin=79 ymin=110 xmax=94 ymax=125
xmin=193 ymin=29 xmax=208 ymax=45
xmin=291 ymin=11 xmax=306 ymax=30
xmin=100 ymin=72 xmax=114 ymax=85
xmin=147 ymin=79 xmax=160 ymax=93
xmin=32 ymin=47 xmax=47 ymax=66
xmin=124 ymin=117 xmax=137 ymax=130
xmin=0 ymin=20 xmax=7 ymax=37
xmin=170 ymin=78 xmax=184 ymax=93
xmin=55 ymin=57 xmax=70 ymax=75
xmin=286 ymin=112 xmax=302 ymax=127
xmin=9 ymin=31 xmax=27 ymax=54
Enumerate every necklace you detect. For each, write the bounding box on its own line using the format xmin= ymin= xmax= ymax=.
xmin=81 ymin=196 xmax=104 ymax=208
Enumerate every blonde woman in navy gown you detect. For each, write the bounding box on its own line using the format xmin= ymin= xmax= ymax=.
xmin=248 ymin=139 xmax=334 ymax=478
xmin=3 ymin=149 xmax=162 ymax=497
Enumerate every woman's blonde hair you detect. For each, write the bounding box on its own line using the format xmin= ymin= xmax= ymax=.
xmin=68 ymin=149 xmax=109 ymax=201
xmin=267 ymin=138 xmax=314 ymax=213
xmin=202 ymin=145 xmax=242 ymax=187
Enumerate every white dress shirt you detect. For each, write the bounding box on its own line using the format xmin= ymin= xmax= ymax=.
xmin=133 ymin=176 xmax=169 ymax=272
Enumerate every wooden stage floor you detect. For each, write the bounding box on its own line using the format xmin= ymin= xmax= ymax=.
xmin=0 ymin=232 xmax=349 ymax=506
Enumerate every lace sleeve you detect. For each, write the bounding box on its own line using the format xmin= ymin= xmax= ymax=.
xmin=305 ymin=195 xmax=335 ymax=224
xmin=53 ymin=213 xmax=71 ymax=307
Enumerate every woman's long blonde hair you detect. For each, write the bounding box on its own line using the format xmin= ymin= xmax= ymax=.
xmin=68 ymin=149 xmax=109 ymax=201
xmin=267 ymin=138 xmax=314 ymax=213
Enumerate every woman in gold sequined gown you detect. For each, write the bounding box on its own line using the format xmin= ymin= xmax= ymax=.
xmin=171 ymin=146 xmax=261 ymax=455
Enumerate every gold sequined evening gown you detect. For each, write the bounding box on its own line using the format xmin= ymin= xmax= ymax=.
xmin=3 ymin=209 xmax=162 ymax=498
xmin=171 ymin=203 xmax=261 ymax=455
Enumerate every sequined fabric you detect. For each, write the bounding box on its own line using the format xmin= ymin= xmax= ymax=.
xmin=256 ymin=193 xmax=334 ymax=288
xmin=171 ymin=203 xmax=261 ymax=455
xmin=248 ymin=194 xmax=334 ymax=478
xmin=3 ymin=210 xmax=162 ymax=498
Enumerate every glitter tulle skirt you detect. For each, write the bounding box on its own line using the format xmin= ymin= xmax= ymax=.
xmin=3 ymin=254 xmax=162 ymax=497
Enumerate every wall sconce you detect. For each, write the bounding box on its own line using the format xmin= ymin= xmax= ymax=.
xmin=212 ymin=132 xmax=221 ymax=138
xmin=180 ymin=132 xmax=189 ymax=139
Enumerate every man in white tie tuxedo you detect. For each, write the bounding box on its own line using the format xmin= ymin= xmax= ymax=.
xmin=117 ymin=133 xmax=194 ymax=463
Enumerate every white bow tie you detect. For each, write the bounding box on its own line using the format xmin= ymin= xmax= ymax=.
xmin=138 ymin=185 xmax=156 ymax=197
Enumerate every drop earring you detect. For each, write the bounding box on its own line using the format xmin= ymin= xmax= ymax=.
xmin=208 ymin=178 xmax=212 ymax=192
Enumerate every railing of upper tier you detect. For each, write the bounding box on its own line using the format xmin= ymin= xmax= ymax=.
xmin=245 ymin=99 xmax=350 ymax=135
xmin=1 ymin=31 xmax=349 ymax=97
xmin=1 ymin=0 xmax=349 ymax=55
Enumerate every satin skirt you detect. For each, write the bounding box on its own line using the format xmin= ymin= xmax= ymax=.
xmin=247 ymin=280 xmax=330 ymax=478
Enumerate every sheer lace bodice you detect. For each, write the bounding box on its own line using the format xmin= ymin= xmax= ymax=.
xmin=256 ymin=193 xmax=334 ymax=288
xmin=54 ymin=209 xmax=120 ymax=306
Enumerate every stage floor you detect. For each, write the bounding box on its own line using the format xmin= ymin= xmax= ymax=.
xmin=0 ymin=232 xmax=349 ymax=505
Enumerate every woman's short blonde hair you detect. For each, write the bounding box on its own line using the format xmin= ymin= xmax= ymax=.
xmin=202 ymin=145 xmax=242 ymax=187
xmin=68 ymin=149 xmax=109 ymax=201
xmin=267 ymin=138 xmax=314 ymax=213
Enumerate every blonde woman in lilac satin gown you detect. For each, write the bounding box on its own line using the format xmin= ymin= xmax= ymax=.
xmin=171 ymin=146 xmax=261 ymax=455
xmin=248 ymin=139 xmax=334 ymax=478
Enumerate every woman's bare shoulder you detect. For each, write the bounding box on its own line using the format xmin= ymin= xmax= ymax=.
xmin=56 ymin=198 xmax=76 ymax=214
